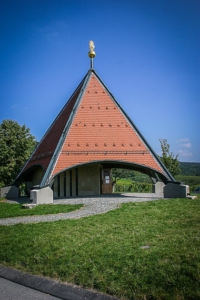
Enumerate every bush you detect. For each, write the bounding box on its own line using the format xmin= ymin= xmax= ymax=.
xmin=175 ymin=175 xmax=200 ymax=192
xmin=114 ymin=181 xmax=152 ymax=193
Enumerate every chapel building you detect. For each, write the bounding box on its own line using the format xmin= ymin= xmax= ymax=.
xmin=2 ymin=41 xmax=188 ymax=202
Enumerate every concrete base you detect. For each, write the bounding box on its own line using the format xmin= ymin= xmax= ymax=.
xmin=0 ymin=186 xmax=19 ymax=199
xmin=30 ymin=186 xmax=53 ymax=205
xmin=22 ymin=203 xmax=37 ymax=209
xmin=152 ymin=181 xmax=165 ymax=194
xmin=164 ymin=182 xmax=189 ymax=198
xmin=187 ymin=195 xmax=197 ymax=200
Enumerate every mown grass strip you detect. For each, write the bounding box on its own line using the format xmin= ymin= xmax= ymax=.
xmin=0 ymin=202 xmax=83 ymax=218
xmin=0 ymin=197 xmax=199 ymax=299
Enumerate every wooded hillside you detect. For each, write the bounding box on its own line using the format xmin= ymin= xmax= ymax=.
xmin=179 ymin=162 xmax=200 ymax=176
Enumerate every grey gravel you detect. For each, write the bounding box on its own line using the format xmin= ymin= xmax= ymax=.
xmin=0 ymin=193 xmax=164 ymax=226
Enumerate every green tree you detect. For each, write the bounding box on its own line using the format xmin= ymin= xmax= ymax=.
xmin=0 ymin=120 xmax=37 ymax=187
xmin=159 ymin=139 xmax=180 ymax=177
xmin=112 ymin=168 xmax=134 ymax=184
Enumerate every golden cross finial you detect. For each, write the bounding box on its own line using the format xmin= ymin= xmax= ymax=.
xmin=88 ymin=40 xmax=96 ymax=58
xmin=88 ymin=40 xmax=96 ymax=69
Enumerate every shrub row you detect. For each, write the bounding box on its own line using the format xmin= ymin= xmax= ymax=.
xmin=114 ymin=182 xmax=152 ymax=193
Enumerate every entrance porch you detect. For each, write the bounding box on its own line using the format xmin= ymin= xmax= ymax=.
xmin=52 ymin=164 xmax=112 ymax=198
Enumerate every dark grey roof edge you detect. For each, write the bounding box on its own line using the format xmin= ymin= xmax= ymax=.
xmin=39 ymin=72 xmax=89 ymax=144
xmin=0 ymin=265 xmax=120 ymax=300
xmin=41 ymin=70 xmax=92 ymax=186
xmin=92 ymin=70 xmax=175 ymax=182
xmin=14 ymin=73 xmax=89 ymax=185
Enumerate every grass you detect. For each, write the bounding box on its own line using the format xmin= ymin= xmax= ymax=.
xmin=117 ymin=178 xmax=133 ymax=184
xmin=0 ymin=197 xmax=200 ymax=299
xmin=0 ymin=201 xmax=83 ymax=218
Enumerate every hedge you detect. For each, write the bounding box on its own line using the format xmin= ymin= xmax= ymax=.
xmin=114 ymin=182 xmax=152 ymax=193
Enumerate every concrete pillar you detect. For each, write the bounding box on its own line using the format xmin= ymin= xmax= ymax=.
xmin=164 ymin=182 xmax=189 ymax=198
xmin=30 ymin=186 xmax=53 ymax=205
xmin=60 ymin=172 xmax=64 ymax=197
xmin=26 ymin=181 xmax=33 ymax=195
xmin=54 ymin=177 xmax=58 ymax=197
xmin=72 ymin=168 xmax=76 ymax=196
xmin=78 ymin=164 xmax=100 ymax=196
xmin=0 ymin=186 xmax=19 ymax=199
xmin=66 ymin=170 xmax=70 ymax=196
xmin=152 ymin=181 xmax=165 ymax=194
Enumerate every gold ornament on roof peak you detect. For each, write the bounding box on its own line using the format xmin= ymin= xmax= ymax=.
xmin=88 ymin=40 xmax=96 ymax=58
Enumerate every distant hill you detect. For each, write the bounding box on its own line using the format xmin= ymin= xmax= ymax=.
xmin=179 ymin=162 xmax=200 ymax=176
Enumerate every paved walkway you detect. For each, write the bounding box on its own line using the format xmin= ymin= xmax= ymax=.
xmin=0 ymin=265 xmax=120 ymax=300
xmin=0 ymin=193 xmax=163 ymax=226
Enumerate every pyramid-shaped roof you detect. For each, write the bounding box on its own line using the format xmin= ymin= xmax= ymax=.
xmin=15 ymin=69 xmax=174 ymax=186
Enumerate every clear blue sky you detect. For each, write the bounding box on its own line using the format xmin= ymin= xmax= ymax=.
xmin=0 ymin=0 xmax=199 ymax=162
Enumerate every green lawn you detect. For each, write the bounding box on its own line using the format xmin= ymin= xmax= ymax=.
xmin=0 ymin=197 xmax=200 ymax=300
xmin=116 ymin=178 xmax=133 ymax=184
xmin=0 ymin=201 xmax=83 ymax=218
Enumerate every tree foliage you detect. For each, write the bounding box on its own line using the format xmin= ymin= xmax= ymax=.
xmin=159 ymin=139 xmax=180 ymax=177
xmin=112 ymin=168 xmax=152 ymax=184
xmin=0 ymin=120 xmax=37 ymax=187
xmin=112 ymin=168 xmax=134 ymax=184
xmin=179 ymin=162 xmax=200 ymax=176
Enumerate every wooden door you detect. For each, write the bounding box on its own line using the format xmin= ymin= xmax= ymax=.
xmin=102 ymin=169 xmax=112 ymax=194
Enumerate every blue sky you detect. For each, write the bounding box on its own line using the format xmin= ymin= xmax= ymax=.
xmin=0 ymin=0 xmax=199 ymax=162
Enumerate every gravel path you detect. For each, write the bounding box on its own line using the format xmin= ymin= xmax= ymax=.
xmin=0 ymin=193 xmax=163 ymax=226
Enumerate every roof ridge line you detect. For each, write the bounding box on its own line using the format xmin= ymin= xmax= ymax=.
xmin=90 ymin=70 xmax=174 ymax=181
xmin=14 ymin=72 xmax=90 ymax=184
xmin=41 ymin=70 xmax=92 ymax=186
